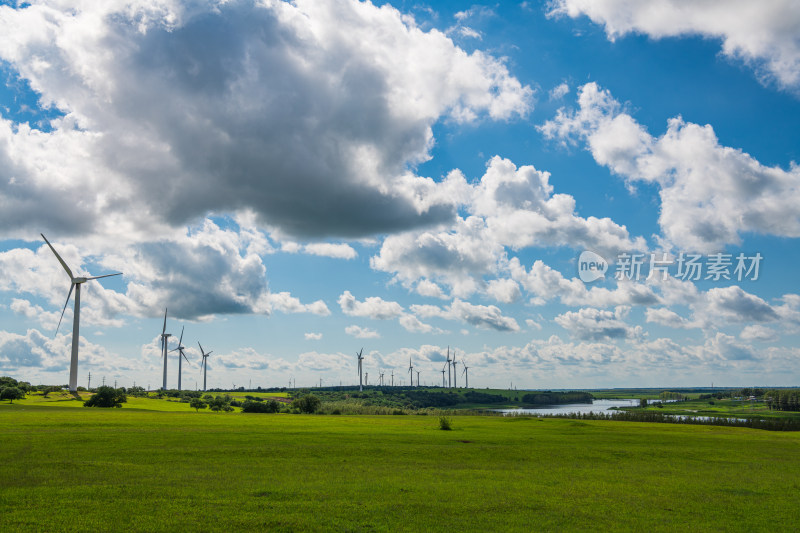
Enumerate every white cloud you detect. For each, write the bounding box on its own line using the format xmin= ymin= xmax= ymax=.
xmin=372 ymin=156 xmax=646 ymax=297
xmin=486 ymin=278 xmax=521 ymax=303
xmin=555 ymin=306 xmax=643 ymax=341
xmin=0 ymin=0 xmax=532 ymax=242
xmin=540 ymin=82 xmax=800 ymax=250
xmin=345 ymin=325 xmax=380 ymax=339
xmin=549 ymin=82 xmax=570 ymax=100
xmin=411 ymin=299 xmax=520 ymax=332
xmin=303 ymin=243 xmax=357 ymax=260
xmin=268 ymin=292 xmax=330 ymax=316
xmin=549 ymin=0 xmax=800 ymax=92
xmin=740 ymin=325 xmax=778 ymax=342
xmin=304 ymin=332 xmax=323 ymax=341
xmin=338 ymin=291 xmax=404 ymax=320
xmin=645 ymin=307 xmax=692 ymax=329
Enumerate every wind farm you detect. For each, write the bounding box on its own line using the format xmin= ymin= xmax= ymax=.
xmin=2 ymin=0 xmax=799 ymax=531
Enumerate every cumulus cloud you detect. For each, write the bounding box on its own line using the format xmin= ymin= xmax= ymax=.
xmin=372 ymin=156 xmax=645 ymax=298
xmin=540 ymin=82 xmax=800 ymax=250
xmin=549 ymin=82 xmax=570 ymax=100
xmin=740 ymin=325 xmax=778 ymax=342
xmin=303 ymin=243 xmax=357 ymax=260
xmin=304 ymin=332 xmax=323 ymax=341
xmin=345 ymin=325 xmax=380 ymax=339
xmin=549 ymin=0 xmax=800 ymax=92
xmin=0 ymin=0 xmax=531 ymax=242
xmin=555 ymin=306 xmax=643 ymax=341
xmin=338 ymin=291 xmax=404 ymax=320
xmin=411 ymin=299 xmax=520 ymax=332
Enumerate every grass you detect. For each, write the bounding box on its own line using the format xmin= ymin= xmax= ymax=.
xmin=1 ymin=403 xmax=799 ymax=531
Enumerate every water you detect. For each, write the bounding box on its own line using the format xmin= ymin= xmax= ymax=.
xmin=494 ymin=398 xmax=640 ymax=416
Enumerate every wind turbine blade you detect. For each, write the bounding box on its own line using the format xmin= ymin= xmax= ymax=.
xmin=85 ymin=272 xmax=122 ymax=281
xmin=178 ymin=326 xmax=184 ymax=346
xmin=162 ymin=309 xmax=168 ymax=335
xmin=55 ymin=283 xmax=75 ymax=336
xmin=41 ymin=233 xmax=74 ymax=280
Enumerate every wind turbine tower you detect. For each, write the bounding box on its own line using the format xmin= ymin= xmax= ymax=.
xmin=198 ymin=342 xmax=213 ymax=391
xmin=391 ymin=369 xmax=394 ymax=387
xmin=357 ymin=348 xmax=364 ymax=392
xmin=452 ymin=353 xmax=458 ymax=388
xmin=462 ymin=359 xmax=469 ymax=389
xmin=441 ymin=363 xmax=447 ymax=388
xmin=41 ymin=234 xmax=122 ymax=392
xmin=170 ymin=326 xmax=189 ymax=390
xmin=446 ymin=346 xmax=452 ymax=388
xmin=415 ymin=369 xmax=420 ymax=387
xmin=408 ymin=358 xmax=414 ymax=387
xmin=159 ymin=309 xmax=171 ymax=390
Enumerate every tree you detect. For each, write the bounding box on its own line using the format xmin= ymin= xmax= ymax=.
xmin=84 ymin=386 xmax=127 ymax=408
xmin=190 ymin=398 xmax=207 ymax=412
xmin=294 ymin=394 xmax=321 ymax=414
xmin=1 ymin=387 xmax=25 ymax=404
xmin=41 ymin=386 xmax=61 ymax=398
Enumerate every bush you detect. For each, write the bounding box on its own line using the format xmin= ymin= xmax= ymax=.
xmin=84 ymin=386 xmax=126 ymax=408
xmin=438 ymin=416 xmax=453 ymax=430
xmin=241 ymin=399 xmax=281 ymax=413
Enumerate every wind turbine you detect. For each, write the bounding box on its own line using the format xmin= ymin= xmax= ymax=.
xmin=198 ymin=342 xmax=213 ymax=391
xmin=446 ymin=346 xmax=452 ymax=388
xmin=169 ymin=326 xmax=190 ymax=390
xmin=391 ymin=369 xmax=394 ymax=387
xmin=441 ymin=363 xmax=447 ymax=388
xmin=159 ymin=309 xmax=171 ymax=390
xmin=357 ymin=348 xmax=364 ymax=392
xmin=415 ymin=369 xmax=420 ymax=388
xmin=41 ymin=233 xmax=122 ymax=392
xmin=365 ymin=372 xmax=369 ymax=386
xmin=461 ymin=358 xmax=469 ymax=389
xmin=407 ymin=357 xmax=414 ymax=387
xmin=451 ymin=353 xmax=458 ymax=389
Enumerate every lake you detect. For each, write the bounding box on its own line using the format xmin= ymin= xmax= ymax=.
xmin=494 ymin=398 xmax=640 ymax=416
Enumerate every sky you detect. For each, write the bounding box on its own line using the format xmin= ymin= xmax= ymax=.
xmin=1 ymin=0 xmax=799 ymax=390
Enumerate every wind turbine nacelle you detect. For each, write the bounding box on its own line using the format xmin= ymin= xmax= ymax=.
xmin=74 ymin=277 xmax=88 ymax=284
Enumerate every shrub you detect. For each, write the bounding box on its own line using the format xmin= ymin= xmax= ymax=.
xmin=241 ymin=399 xmax=280 ymax=413
xmin=190 ymin=398 xmax=207 ymax=412
xmin=438 ymin=416 xmax=453 ymax=430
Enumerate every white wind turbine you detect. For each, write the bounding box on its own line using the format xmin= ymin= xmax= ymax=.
xmin=170 ymin=326 xmax=190 ymax=390
xmin=199 ymin=342 xmax=213 ymax=391
xmin=41 ymin=234 xmax=121 ymax=392
xmin=461 ymin=358 xmax=470 ymax=389
xmin=357 ymin=348 xmax=364 ymax=392
xmin=159 ymin=309 xmax=171 ymax=390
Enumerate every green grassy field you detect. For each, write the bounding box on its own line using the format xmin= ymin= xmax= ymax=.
xmin=1 ymin=403 xmax=798 ymax=531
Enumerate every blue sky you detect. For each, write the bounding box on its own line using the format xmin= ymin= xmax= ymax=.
xmin=1 ymin=0 xmax=799 ymax=390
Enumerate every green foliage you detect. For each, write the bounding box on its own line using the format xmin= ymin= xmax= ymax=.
xmin=207 ymin=394 xmax=234 ymax=412
xmin=241 ymin=399 xmax=280 ymax=413
xmin=765 ymin=389 xmax=800 ymax=411
xmin=659 ymin=391 xmax=685 ymax=401
xmin=1 ymin=387 xmax=25 ymax=404
xmin=639 ymin=398 xmax=649 ymax=408
xmin=293 ymin=394 xmax=321 ymax=414
xmin=84 ymin=386 xmax=127 ymax=408
xmin=438 ymin=416 xmax=452 ymax=430
xmin=41 ymin=386 xmax=61 ymax=398
xmin=189 ymin=398 xmax=207 ymax=412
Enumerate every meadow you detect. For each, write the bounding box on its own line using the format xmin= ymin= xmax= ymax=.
xmin=1 ymin=401 xmax=798 ymax=531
